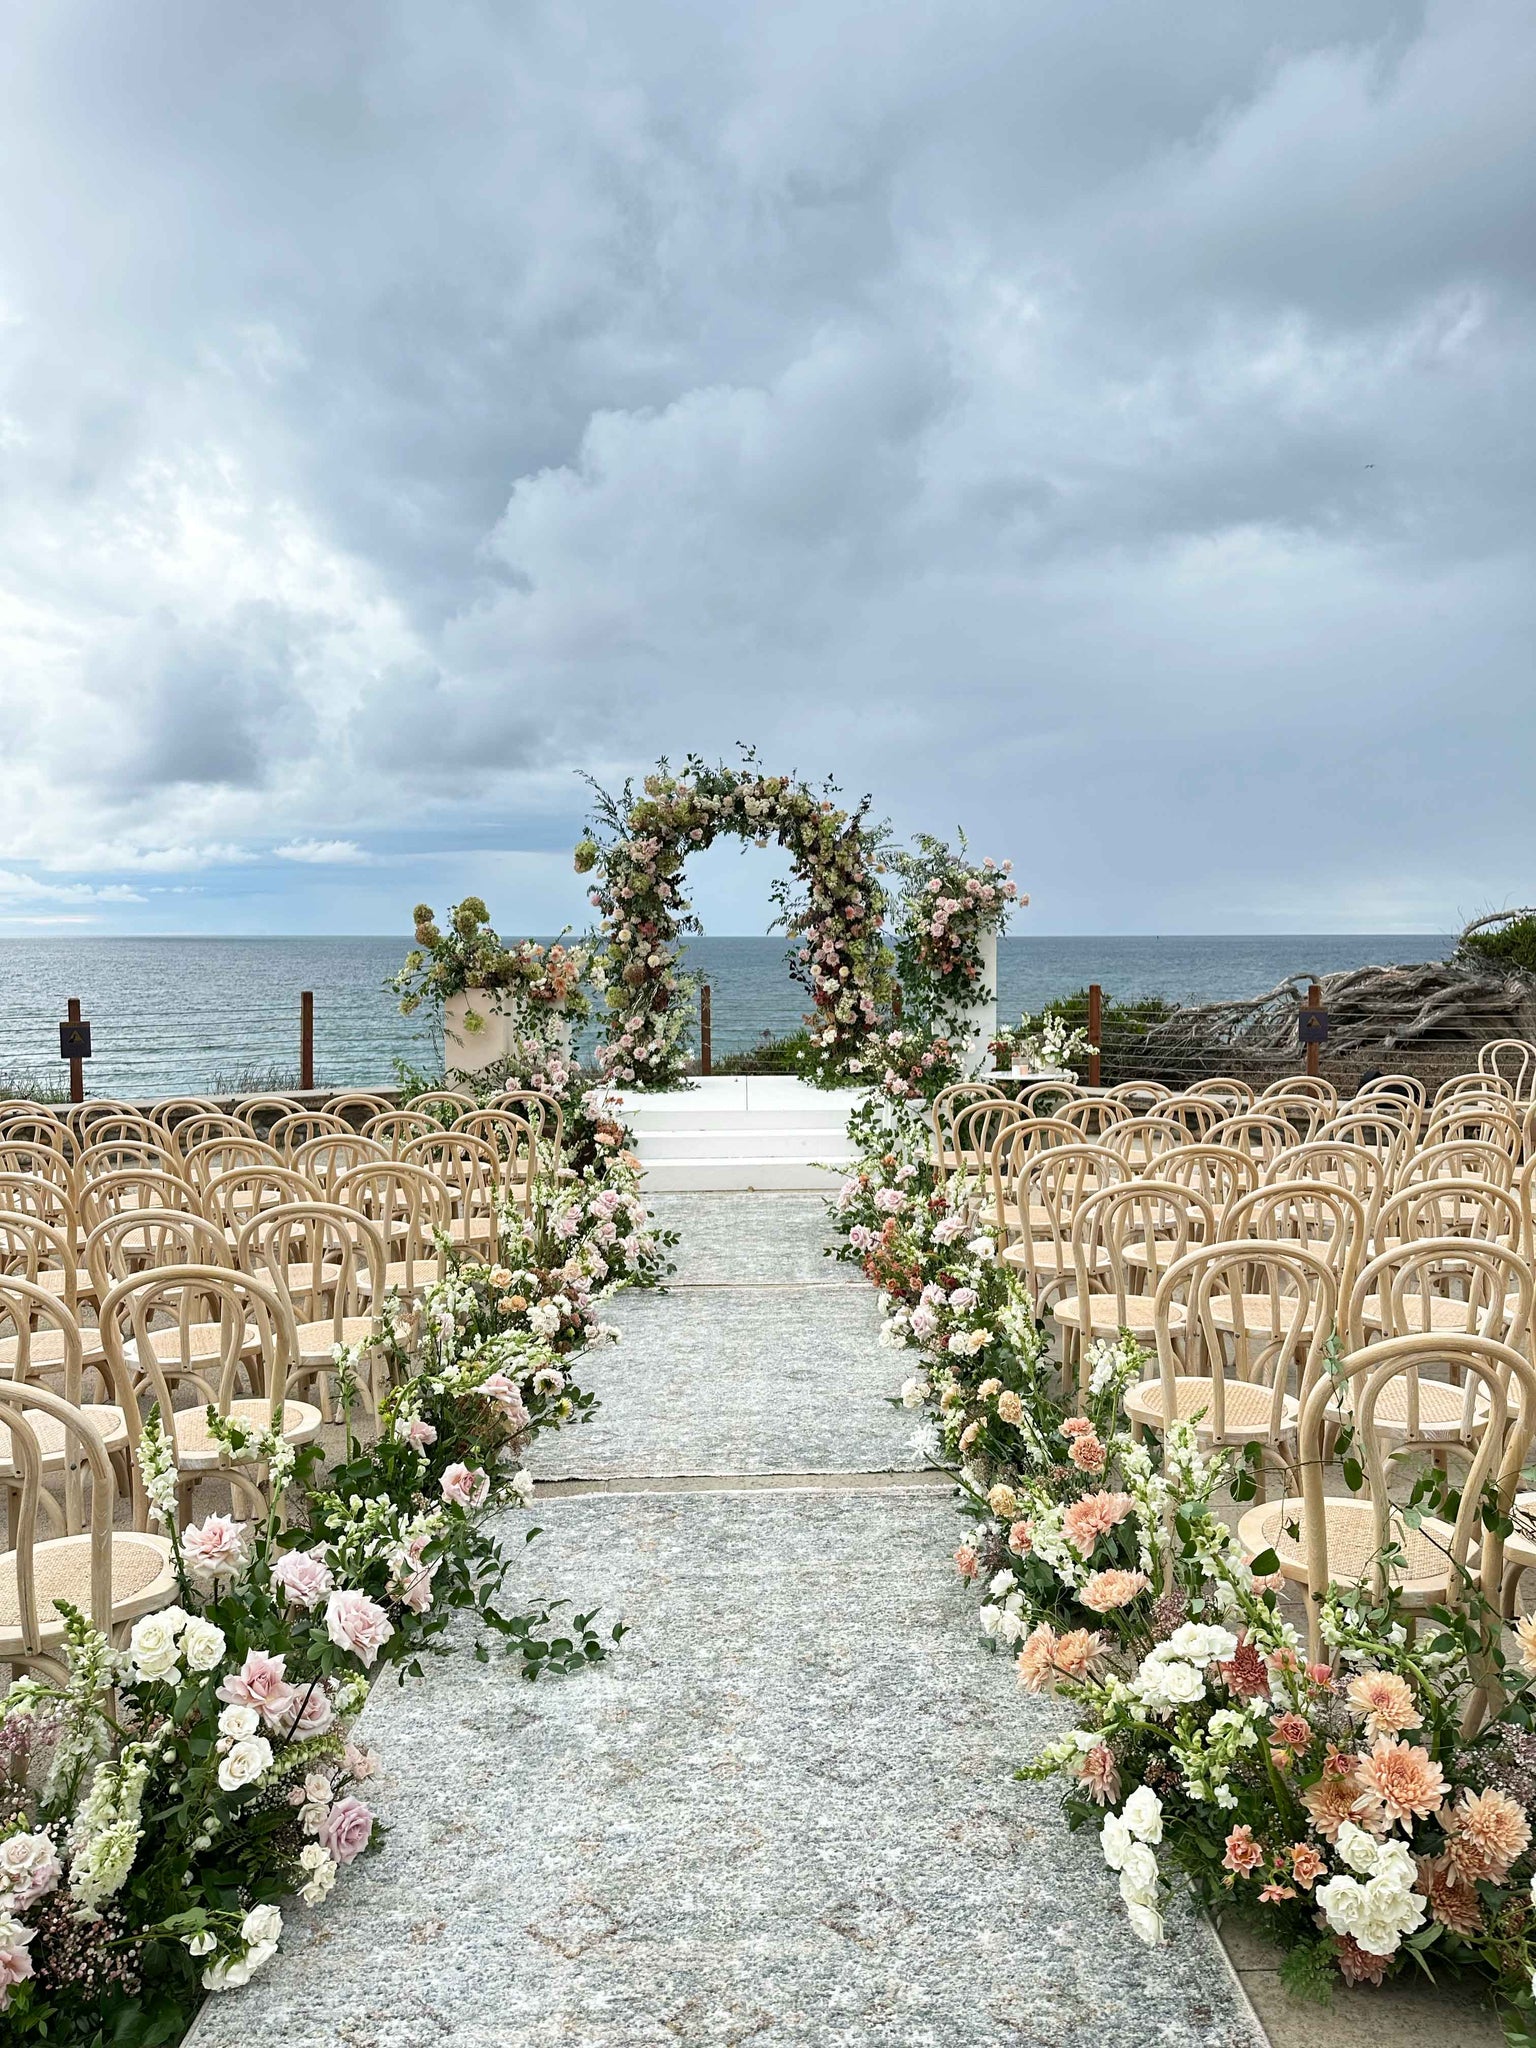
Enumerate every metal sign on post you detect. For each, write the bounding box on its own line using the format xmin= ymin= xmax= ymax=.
xmin=1297 ymin=1008 xmax=1330 ymax=1046
xmin=59 ymin=997 xmax=91 ymax=1103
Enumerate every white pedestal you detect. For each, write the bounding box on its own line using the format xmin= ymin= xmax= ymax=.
xmin=956 ymin=929 xmax=998 ymax=1079
xmin=443 ymin=990 xmax=508 ymax=1075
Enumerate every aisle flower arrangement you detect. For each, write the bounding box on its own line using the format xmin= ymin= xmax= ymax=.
xmin=828 ymin=1095 xmax=1536 ymax=2032
xmin=889 ymin=834 xmax=1021 ymax=1033
xmin=0 ymin=1124 xmax=664 ymax=2043
xmin=577 ymin=749 xmax=893 ymax=1088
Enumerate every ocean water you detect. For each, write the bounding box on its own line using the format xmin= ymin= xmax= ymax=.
xmin=0 ymin=932 xmax=1452 ymax=1099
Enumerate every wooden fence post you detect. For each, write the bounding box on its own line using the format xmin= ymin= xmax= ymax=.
xmin=1305 ymin=981 xmax=1321 ymax=1080
xmin=700 ymin=983 xmax=712 ymax=1077
xmin=1087 ymin=983 xmax=1102 ymax=1087
xmin=300 ymin=990 xmax=314 ymax=1092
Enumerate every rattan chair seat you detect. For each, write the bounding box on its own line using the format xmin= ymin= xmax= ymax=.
xmin=0 ymin=1403 xmax=127 ymax=1470
xmin=0 ymin=1531 xmax=176 ymax=1642
xmin=171 ymin=1396 xmax=323 ymax=1465
xmin=1236 ymin=1497 xmax=1455 ymax=1601
xmin=1124 ymin=1375 xmax=1296 ymax=1441
xmin=1052 ymin=1293 xmax=1183 ymax=1335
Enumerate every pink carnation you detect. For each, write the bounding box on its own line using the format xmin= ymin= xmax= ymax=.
xmin=271 ymin=1548 xmax=335 ymax=1611
xmin=319 ymin=1795 xmax=375 ymax=1865
xmin=325 ymin=1589 xmax=395 ymax=1667
xmin=216 ymin=1649 xmax=295 ymax=1727
xmin=1061 ymin=1491 xmax=1135 ymax=1558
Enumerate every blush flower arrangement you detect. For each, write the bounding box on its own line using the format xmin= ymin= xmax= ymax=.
xmin=828 ymin=1090 xmax=1536 ymax=2031
xmin=889 ymin=832 xmax=1021 ymax=1035
xmin=578 ymin=748 xmax=894 ymax=1089
xmin=391 ymin=898 xmax=591 ymax=1043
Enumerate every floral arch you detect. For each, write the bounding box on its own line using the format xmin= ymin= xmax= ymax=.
xmin=575 ymin=753 xmax=893 ymax=1089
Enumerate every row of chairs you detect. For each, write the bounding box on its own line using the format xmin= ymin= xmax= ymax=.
xmin=0 ymin=1088 xmax=571 ymax=1677
xmin=934 ymin=1068 xmax=1536 ymax=1675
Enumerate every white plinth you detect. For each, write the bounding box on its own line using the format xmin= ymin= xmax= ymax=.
xmin=954 ymin=928 xmax=999 ymax=1078
xmin=443 ymin=990 xmax=508 ymax=1075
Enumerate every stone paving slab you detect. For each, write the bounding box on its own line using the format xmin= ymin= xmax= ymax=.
xmin=188 ymin=1488 xmax=1260 ymax=2048
xmin=647 ymin=1193 xmax=860 ymax=1288
xmin=535 ymin=1284 xmax=921 ymax=1479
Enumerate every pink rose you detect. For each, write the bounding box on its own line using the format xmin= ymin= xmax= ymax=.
xmin=440 ymin=1463 xmax=489 ymax=1509
xmin=0 ymin=1924 xmax=34 ymax=2006
xmin=216 ymin=1649 xmax=296 ymax=1727
xmin=345 ymin=1742 xmax=380 ymax=1781
xmin=0 ymin=1832 xmax=59 ymax=1909
xmin=319 ymin=1795 xmax=375 ymax=1866
xmin=272 ymin=1549 xmax=335 ymax=1611
xmin=282 ymin=1680 xmax=335 ymax=1738
xmin=181 ymin=1513 xmax=249 ymax=1589
xmin=325 ymin=1589 xmax=395 ymax=1667
xmin=394 ymin=1415 xmax=437 ymax=1450
xmin=477 ymin=1374 xmax=531 ymax=1430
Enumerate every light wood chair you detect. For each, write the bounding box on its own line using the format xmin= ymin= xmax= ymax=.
xmin=98 ymin=1266 xmax=319 ymax=1518
xmin=405 ymin=1090 xmax=477 ymax=1122
xmin=1398 ymin=1139 xmax=1515 ymax=1193
xmin=1158 ymin=1095 xmax=1225 ymax=1141
xmin=1100 ymin=1115 xmax=1185 ymax=1172
xmin=456 ymin=1108 xmax=542 ymax=1205
xmin=485 ymin=1089 xmax=566 ymax=1162
xmin=1154 ymin=1143 xmax=1260 ymax=1216
xmin=400 ymin=1132 xmax=503 ymax=1254
xmin=362 ymin=1110 xmax=437 ymax=1156
xmin=993 ymin=1143 xmax=1126 ymax=1309
xmin=78 ymin=1114 xmax=163 ymax=1151
xmin=1347 ymin=1239 xmax=1532 ymax=1354
xmin=180 ymin=1136 xmax=284 ymax=1200
xmin=1353 ymin=1075 xmax=1428 ymax=1136
xmin=232 ymin=1095 xmax=306 ymax=1122
xmin=84 ymin=1208 xmax=233 ymax=1306
xmin=237 ymin=1202 xmax=389 ymax=1416
xmin=1436 ymin=1071 xmax=1516 ymax=1109
xmin=1375 ymin=1180 xmax=1523 ymax=1256
xmin=150 ymin=1096 xmax=222 ymax=1130
xmin=268 ymin=1111 xmax=350 ymax=1162
xmin=1052 ymin=1179 xmax=1213 ymax=1368
xmin=323 ymin=1092 xmax=396 ymax=1125
xmin=1421 ymin=1104 xmax=1523 ymax=1165
xmin=201 ymin=1165 xmax=318 ymax=1250
xmin=78 ymin=1138 xmax=184 ymax=1184
xmin=1317 ymin=1109 xmax=1413 ymax=1182
xmin=1480 ymin=1040 xmax=1536 ymax=1099
xmin=1240 ymin=1333 xmax=1536 ymax=1662
xmin=0 ymin=1175 xmax=79 ymax=1253
xmin=77 ymin=1169 xmax=202 ymax=1240
xmin=66 ymin=1100 xmax=144 ymax=1145
xmin=0 ymin=1379 xmax=175 ymax=1680
xmin=1262 ymin=1141 xmax=1389 ymax=1239
xmin=1130 ymin=1241 xmax=1336 ymax=1466
xmin=951 ymin=1099 xmax=1027 ymax=1193
xmin=0 ymin=1279 xmax=134 ymax=1486
xmin=1225 ymin=1178 xmax=1369 ymax=1306
xmin=0 ymin=1143 xmax=76 ymax=1208
xmin=291 ymin=1134 xmax=387 ymax=1192
xmin=930 ymin=1083 xmax=1008 ymax=1175
xmin=1056 ymin=1096 xmax=1131 ymax=1142
xmin=1184 ymin=1076 xmax=1256 ymax=1111
xmin=1104 ymin=1081 xmax=1173 ymax=1112
xmin=169 ymin=1112 xmax=257 ymax=1160
xmin=1205 ymin=1113 xmax=1297 ymax=1171
xmin=0 ymin=1211 xmax=89 ymax=1318
xmin=333 ymin=1161 xmax=451 ymax=1298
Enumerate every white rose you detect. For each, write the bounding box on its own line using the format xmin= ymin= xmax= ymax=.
xmin=203 ymin=1955 xmax=252 ymax=1990
xmin=1118 ymin=1844 xmax=1160 ymax=1904
xmin=1122 ymin=1787 xmax=1163 ymax=1845
xmin=128 ymin=1613 xmax=182 ymax=1680
xmin=241 ymin=1903 xmax=283 ymax=1948
xmin=181 ymin=1618 xmax=226 ymax=1673
xmin=216 ymin=1735 xmax=273 ymax=1793
xmin=1154 ymin=1660 xmax=1205 ymax=1707
xmin=217 ymin=1704 xmax=260 ymax=1739
xmin=1335 ymin=1820 xmax=1380 ymax=1876
xmin=1100 ymin=1814 xmax=1133 ymax=1871
xmin=185 ymin=1930 xmax=217 ymax=1956
xmin=1124 ymin=1899 xmax=1165 ymax=1945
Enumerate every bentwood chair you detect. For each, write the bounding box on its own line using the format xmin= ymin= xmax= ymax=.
xmin=930 ymin=1083 xmax=1007 ymax=1176
xmin=1480 ymin=1041 xmax=1536 ymax=1099
xmin=457 ymin=1108 xmax=543 ymax=1202
xmin=238 ymin=1202 xmax=389 ymax=1417
xmin=1131 ymin=1241 xmax=1336 ymax=1469
xmin=333 ymin=1162 xmax=451 ymax=1298
xmin=268 ymin=1111 xmax=350 ymax=1162
xmin=98 ymin=1266 xmax=319 ymax=1519
xmin=400 ymin=1132 xmax=503 ymax=1253
xmin=1374 ymin=1179 xmax=1523 ymax=1257
xmin=0 ymin=1379 xmax=176 ymax=1680
xmin=1240 ymin=1332 xmax=1536 ymax=1665
xmin=323 ymin=1092 xmax=396 ymax=1126
xmin=362 ymin=1110 xmax=437 ymax=1157
xmin=0 ymin=1280 xmax=134 ymax=1492
xmin=994 ymin=1144 xmax=1126 ymax=1310
xmin=201 ymin=1166 xmax=318 ymax=1251
xmin=1052 ymin=1180 xmax=1212 ymax=1368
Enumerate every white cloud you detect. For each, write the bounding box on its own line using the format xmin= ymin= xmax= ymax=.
xmin=0 ymin=869 xmax=144 ymax=905
xmin=273 ymin=839 xmax=369 ymax=865
xmin=0 ymin=0 xmax=1528 ymax=931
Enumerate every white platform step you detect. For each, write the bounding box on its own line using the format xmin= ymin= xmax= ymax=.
xmin=635 ymin=1126 xmax=850 ymax=1161
xmin=615 ymin=1077 xmax=861 ymax=1192
xmin=640 ymin=1158 xmax=850 ymax=1192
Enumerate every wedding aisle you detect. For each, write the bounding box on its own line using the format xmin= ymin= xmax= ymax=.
xmin=187 ymin=1197 xmax=1261 ymax=2048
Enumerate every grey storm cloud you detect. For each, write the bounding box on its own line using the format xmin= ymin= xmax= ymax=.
xmin=0 ymin=0 xmax=1531 ymax=930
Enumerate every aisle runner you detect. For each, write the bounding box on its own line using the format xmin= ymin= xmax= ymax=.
xmin=189 ymin=1197 xmax=1261 ymax=2048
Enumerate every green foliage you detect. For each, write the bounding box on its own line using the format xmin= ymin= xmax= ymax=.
xmin=0 ymin=1063 xmax=70 ymax=1103
xmin=1458 ymin=913 xmax=1536 ymax=977
xmin=1277 ymin=1937 xmax=1339 ymax=2006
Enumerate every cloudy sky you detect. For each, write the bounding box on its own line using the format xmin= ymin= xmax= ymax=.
xmin=0 ymin=0 xmax=1531 ymax=938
